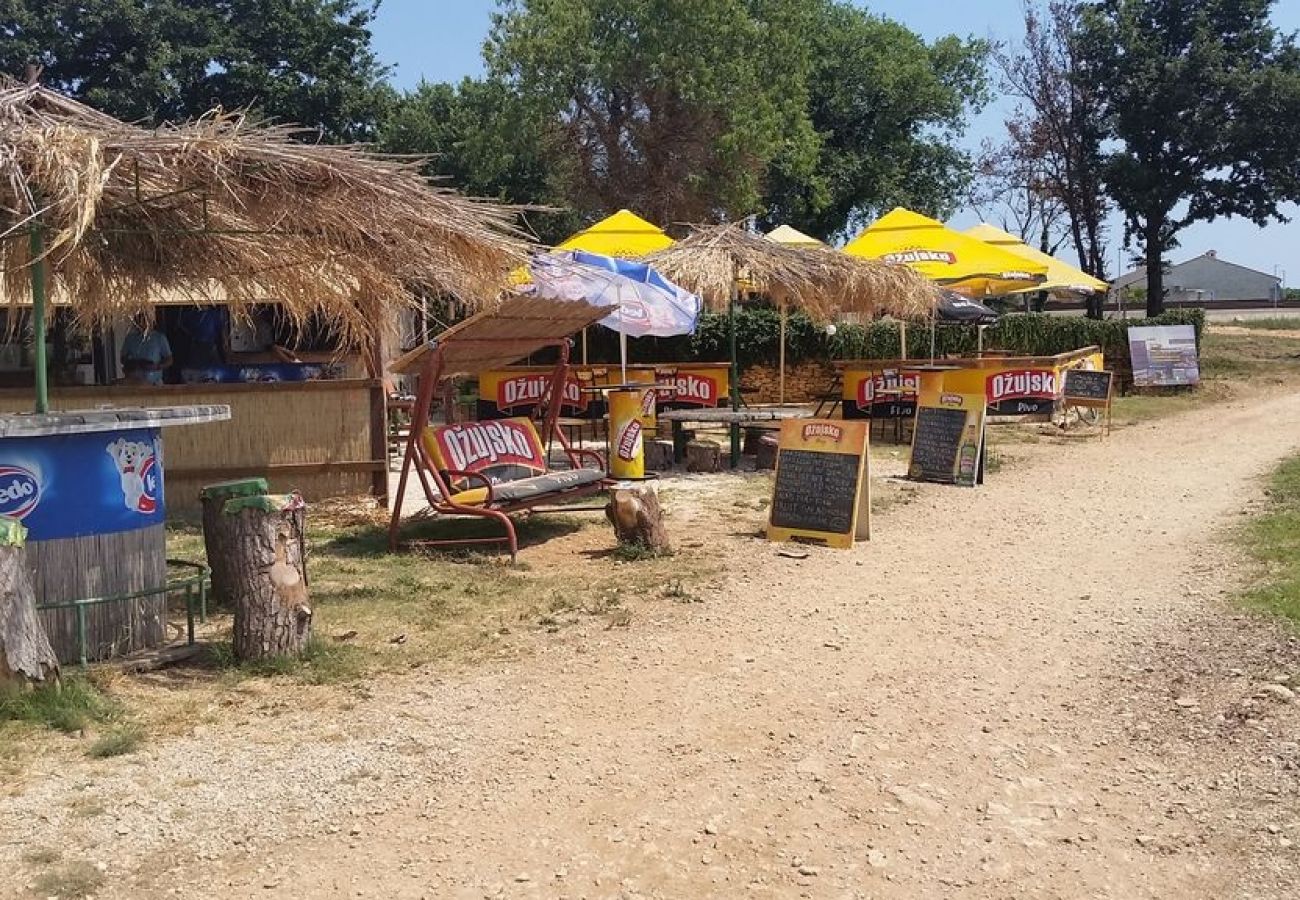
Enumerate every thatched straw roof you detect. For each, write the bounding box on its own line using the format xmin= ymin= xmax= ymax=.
xmin=647 ymin=222 xmax=937 ymax=322
xmin=0 ymin=80 xmax=533 ymax=346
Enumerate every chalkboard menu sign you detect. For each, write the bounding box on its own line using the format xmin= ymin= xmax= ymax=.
xmin=767 ymin=419 xmax=870 ymax=549
xmin=908 ymin=392 xmax=986 ymax=487
xmin=1063 ymin=368 xmax=1113 ymax=403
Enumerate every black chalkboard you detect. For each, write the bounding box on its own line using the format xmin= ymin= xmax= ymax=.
xmin=1063 ymin=368 xmax=1112 ymax=401
xmin=910 ymin=406 xmax=968 ymax=484
xmin=770 ymin=449 xmax=862 ymax=537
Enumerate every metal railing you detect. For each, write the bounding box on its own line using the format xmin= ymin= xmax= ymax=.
xmin=35 ymin=559 xmax=210 ymax=666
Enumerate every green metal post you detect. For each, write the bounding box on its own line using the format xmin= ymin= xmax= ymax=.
xmin=29 ymin=221 xmax=49 ymax=414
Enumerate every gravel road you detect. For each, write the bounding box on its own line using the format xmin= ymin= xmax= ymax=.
xmin=4 ymin=389 xmax=1300 ymax=900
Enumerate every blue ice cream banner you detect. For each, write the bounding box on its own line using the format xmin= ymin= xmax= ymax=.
xmin=0 ymin=427 xmax=166 ymax=540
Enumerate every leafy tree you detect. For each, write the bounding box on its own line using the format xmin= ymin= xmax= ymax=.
xmin=0 ymin=0 xmax=391 ymax=140
xmin=991 ymin=1 xmax=1109 ymax=317
xmin=378 ymin=77 xmax=579 ymax=242
xmin=483 ymin=0 xmax=820 ymax=227
xmin=1078 ymin=0 xmax=1300 ymax=316
xmin=763 ymin=3 xmax=989 ymax=241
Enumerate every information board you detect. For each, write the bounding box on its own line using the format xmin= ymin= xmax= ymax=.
xmin=908 ymin=392 xmax=986 ymax=487
xmin=1063 ymin=368 xmax=1113 ymax=404
xmin=1128 ymin=325 xmax=1199 ymax=387
xmin=767 ymin=419 xmax=869 ymax=549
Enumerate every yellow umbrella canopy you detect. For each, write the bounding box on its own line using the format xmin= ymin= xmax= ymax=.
xmin=964 ymin=224 xmax=1108 ymax=295
xmin=765 ymin=224 xmax=826 ymax=249
xmin=555 ymin=208 xmax=675 ymax=257
xmin=844 ymin=207 xmax=1048 ymax=297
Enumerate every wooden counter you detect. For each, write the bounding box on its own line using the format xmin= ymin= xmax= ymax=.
xmin=0 ymin=380 xmax=386 ymax=511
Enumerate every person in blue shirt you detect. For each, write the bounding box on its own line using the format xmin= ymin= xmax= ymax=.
xmin=176 ymin=306 xmax=229 ymax=368
xmin=121 ymin=314 xmax=173 ymax=385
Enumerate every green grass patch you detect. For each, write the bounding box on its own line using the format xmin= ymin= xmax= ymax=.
xmin=209 ymin=637 xmax=366 ymax=685
xmin=0 ymin=674 xmax=118 ymax=734
xmin=1238 ymin=454 xmax=1300 ymax=625
xmin=87 ymin=723 xmax=146 ymax=758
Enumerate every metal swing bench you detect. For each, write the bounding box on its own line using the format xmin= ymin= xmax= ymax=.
xmin=387 ymin=296 xmax=613 ymax=561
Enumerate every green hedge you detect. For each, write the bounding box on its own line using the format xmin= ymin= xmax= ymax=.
xmin=580 ymin=306 xmax=1205 ymax=370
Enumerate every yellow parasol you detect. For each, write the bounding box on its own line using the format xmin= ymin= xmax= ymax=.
xmin=963 ymin=223 xmax=1108 ymax=295
xmin=844 ymin=207 xmax=1048 ymax=297
xmin=556 ymin=209 xmax=676 ymax=257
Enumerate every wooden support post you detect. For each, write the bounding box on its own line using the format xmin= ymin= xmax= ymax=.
xmin=0 ymin=517 xmax=59 ymax=686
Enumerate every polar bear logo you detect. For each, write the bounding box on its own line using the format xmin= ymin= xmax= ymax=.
xmin=106 ymin=438 xmax=158 ymax=514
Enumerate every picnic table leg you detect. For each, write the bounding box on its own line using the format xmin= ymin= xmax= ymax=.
xmin=730 ymin=423 xmax=741 ymax=468
xmin=672 ymin=420 xmax=686 ymax=463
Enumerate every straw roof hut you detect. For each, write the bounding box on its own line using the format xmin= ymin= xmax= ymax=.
xmin=646 ymin=221 xmax=937 ymax=322
xmin=0 ymin=79 xmax=532 ymax=347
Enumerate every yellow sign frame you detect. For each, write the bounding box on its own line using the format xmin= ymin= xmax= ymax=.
xmin=767 ymin=419 xmax=871 ymax=549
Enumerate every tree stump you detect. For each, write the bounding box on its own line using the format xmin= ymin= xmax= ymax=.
xmin=606 ymin=483 xmax=670 ymax=553
xmin=200 ymin=477 xmax=269 ymax=607
xmin=685 ymin=439 xmax=722 ymax=473
xmin=222 ymin=494 xmax=313 ymax=661
xmin=756 ymin=433 xmax=779 ymax=470
xmin=743 ymin=427 xmax=770 ymax=455
xmin=0 ymin=517 xmax=59 ymax=687
xmin=645 ymin=439 xmax=675 ymax=472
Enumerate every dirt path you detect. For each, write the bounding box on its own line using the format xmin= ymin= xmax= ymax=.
xmin=7 ymin=391 xmax=1300 ymax=899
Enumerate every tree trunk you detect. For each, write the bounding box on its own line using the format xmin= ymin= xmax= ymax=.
xmin=606 ymin=483 xmax=670 ymax=553
xmin=1145 ymin=221 xmax=1165 ymax=318
xmin=201 ymin=478 xmax=269 ymax=607
xmin=0 ymin=520 xmax=60 ymax=687
xmin=225 ymin=495 xmax=312 ymax=661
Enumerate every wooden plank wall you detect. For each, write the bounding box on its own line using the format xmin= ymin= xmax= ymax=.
xmin=0 ymin=380 xmax=383 ymax=511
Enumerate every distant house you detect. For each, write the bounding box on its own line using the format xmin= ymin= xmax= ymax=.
xmin=1112 ymin=251 xmax=1282 ymax=304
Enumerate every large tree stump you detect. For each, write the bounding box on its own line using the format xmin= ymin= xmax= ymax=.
xmin=756 ymin=433 xmax=779 ymax=470
xmin=645 ymin=439 xmax=675 ymax=472
xmin=606 ymin=483 xmax=670 ymax=553
xmin=0 ymin=517 xmax=59 ymax=687
xmin=200 ymin=477 xmax=269 ymax=607
xmin=685 ymin=439 xmax=722 ymax=473
xmin=221 ymin=494 xmax=313 ymax=661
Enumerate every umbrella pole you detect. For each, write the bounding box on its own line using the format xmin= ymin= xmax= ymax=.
xmin=582 ymin=327 xmax=588 ymax=365
xmin=620 ymin=330 xmax=628 ymax=384
xmin=728 ymin=277 xmax=740 ymax=467
xmin=977 ymin=324 xmax=985 ymax=354
xmin=899 ymin=321 xmax=907 ymax=361
xmin=778 ymin=305 xmax=786 ymax=406
xmin=29 ymin=221 xmax=49 ymax=414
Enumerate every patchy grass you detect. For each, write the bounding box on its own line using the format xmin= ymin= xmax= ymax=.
xmin=1109 ymin=330 xmax=1300 ymax=425
xmin=87 ymin=723 xmax=146 ymax=758
xmin=31 ymin=860 xmax=104 ymax=899
xmin=1218 ymin=316 xmax=1300 ymax=331
xmin=208 ymin=637 xmax=366 ymax=686
xmin=0 ymin=673 xmax=118 ymax=735
xmin=1238 ymin=454 xmax=1300 ymax=627
xmin=163 ymin=508 xmax=715 ymax=685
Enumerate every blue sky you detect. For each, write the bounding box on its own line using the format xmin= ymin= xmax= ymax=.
xmin=372 ymin=0 xmax=1300 ymax=282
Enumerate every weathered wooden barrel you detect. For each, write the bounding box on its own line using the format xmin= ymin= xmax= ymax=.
xmin=0 ymin=406 xmax=230 ymax=663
